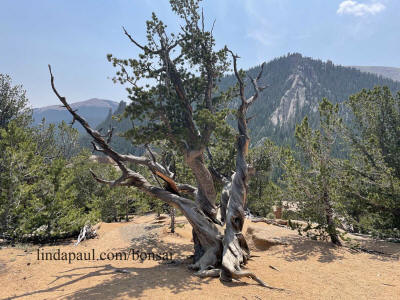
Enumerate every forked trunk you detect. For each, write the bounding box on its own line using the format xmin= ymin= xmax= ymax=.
xmin=220 ymin=79 xmax=252 ymax=282
xmin=185 ymin=151 xmax=217 ymax=220
xmin=48 ymin=62 xmax=274 ymax=288
xmin=185 ymin=149 xmax=219 ymax=262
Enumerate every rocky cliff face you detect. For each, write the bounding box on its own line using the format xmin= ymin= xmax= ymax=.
xmin=34 ymin=54 xmax=400 ymax=148
xmin=219 ymin=53 xmax=400 ymax=146
xmin=270 ymin=73 xmax=307 ymax=126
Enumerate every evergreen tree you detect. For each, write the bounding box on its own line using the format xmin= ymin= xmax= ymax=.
xmin=47 ymin=0 xmax=270 ymax=285
xmin=247 ymin=139 xmax=278 ymax=217
xmin=281 ymin=99 xmax=344 ymax=245
xmin=0 ymin=74 xmax=31 ymax=128
xmin=0 ymin=122 xmax=42 ymax=239
xmin=341 ymin=87 xmax=400 ymax=238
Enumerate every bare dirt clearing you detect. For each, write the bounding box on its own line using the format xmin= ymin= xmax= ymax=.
xmin=0 ymin=214 xmax=399 ymax=300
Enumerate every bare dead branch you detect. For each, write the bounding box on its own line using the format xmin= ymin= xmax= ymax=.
xmin=91 ymin=141 xmax=105 ymax=154
xmin=145 ymin=144 xmax=157 ymax=163
xmin=228 ymin=50 xmax=245 ymax=103
xmin=49 ymin=65 xmax=132 ymax=178
xmin=256 ymin=62 xmax=265 ymax=81
xmin=122 ymin=26 xmax=161 ymax=54
xmin=247 ymin=62 xmax=267 ymax=106
xmin=231 ymin=270 xmax=285 ymax=290
xmin=210 ymin=19 xmax=216 ymax=36
xmin=89 ymin=169 xmax=131 ymax=187
xmin=246 ymin=114 xmax=257 ymax=123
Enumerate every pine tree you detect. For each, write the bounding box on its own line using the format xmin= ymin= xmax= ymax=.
xmin=0 ymin=74 xmax=31 ymax=128
xmin=47 ymin=0 xmax=272 ymax=286
xmin=342 ymin=87 xmax=400 ymax=238
xmin=282 ymin=99 xmax=344 ymax=245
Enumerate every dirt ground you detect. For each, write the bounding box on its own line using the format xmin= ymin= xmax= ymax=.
xmin=0 ymin=214 xmax=399 ymax=300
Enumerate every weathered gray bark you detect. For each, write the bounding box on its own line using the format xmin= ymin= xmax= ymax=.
xmin=123 ymin=28 xmax=218 ymax=225
xmin=184 ymin=149 xmax=219 ymax=261
xmin=48 ymin=62 xmax=279 ymax=288
xmin=123 ymin=26 xmax=221 ymax=262
xmin=220 ymin=53 xmax=267 ymax=284
xmin=205 ymin=147 xmax=231 ymax=226
xmin=220 ymin=177 xmax=231 ymax=225
xmin=49 ymin=65 xmax=221 ymax=270
xmin=185 ymin=151 xmax=217 ymax=220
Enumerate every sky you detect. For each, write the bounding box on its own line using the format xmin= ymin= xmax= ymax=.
xmin=1 ymin=0 xmax=399 ymax=108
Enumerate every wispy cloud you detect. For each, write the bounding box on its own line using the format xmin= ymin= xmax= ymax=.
xmin=337 ymin=1 xmax=385 ymax=17
xmin=244 ymin=0 xmax=284 ymax=46
xmin=247 ymin=30 xmax=282 ymax=47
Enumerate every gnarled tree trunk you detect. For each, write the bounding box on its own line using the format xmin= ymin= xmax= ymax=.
xmin=219 ymin=53 xmax=268 ymax=284
xmin=48 ymin=59 xmax=280 ymax=288
xmin=184 ymin=148 xmax=219 ymax=261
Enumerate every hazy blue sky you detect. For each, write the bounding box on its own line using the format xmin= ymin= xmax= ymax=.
xmin=1 ymin=0 xmax=398 ymax=107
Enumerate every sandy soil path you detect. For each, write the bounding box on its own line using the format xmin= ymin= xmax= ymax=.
xmin=0 ymin=214 xmax=399 ymax=300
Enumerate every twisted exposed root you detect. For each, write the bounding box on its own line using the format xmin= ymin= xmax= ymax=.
xmin=194 ymin=268 xmax=220 ymax=278
xmin=193 ymin=268 xmax=286 ymax=291
xmin=231 ymin=270 xmax=285 ymax=290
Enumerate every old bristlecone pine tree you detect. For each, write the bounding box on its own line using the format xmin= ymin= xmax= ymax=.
xmin=48 ymin=0 xmax=280 ymax=289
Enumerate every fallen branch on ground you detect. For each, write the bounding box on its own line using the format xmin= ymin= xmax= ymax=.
xmin=75 ymin=224 xmax=97 ymax=246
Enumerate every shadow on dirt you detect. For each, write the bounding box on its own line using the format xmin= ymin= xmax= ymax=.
xmin=9 ymin=232 xmax=203 ymax=299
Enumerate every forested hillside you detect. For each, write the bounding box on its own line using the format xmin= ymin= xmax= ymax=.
xmin=35 ymin=54 xmax=400 ymax=152
xmin=2 ymin=0 xmax=400 ymax=297
xmin=79 ymin=101 xmax=144 ymax=155
xmin=219 ymin=53 xmax=400 ymax=146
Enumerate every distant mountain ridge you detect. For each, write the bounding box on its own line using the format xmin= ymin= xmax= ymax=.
xmin=219 ymin=53 xmax=400 ymax=146
xmin=350 ymin=66 xmax=400 ymax=82
xmin=32 ymin=98 xmax=119 ymax=132
xmin=90 ymin=54 xmax=400 ymax=152
xmin=32 ymin=55 xmax=400 ymax=150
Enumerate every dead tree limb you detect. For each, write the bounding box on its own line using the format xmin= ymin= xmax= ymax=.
xmin=49 ymin=62 xmax=278 ymax=288
xmin=220 ymin=53 xmax=268 ymax=285
xmin=75 ymin=224 xmax=97 ymax=246
xmin=49 ymin=65 xmax=223 ymax=277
